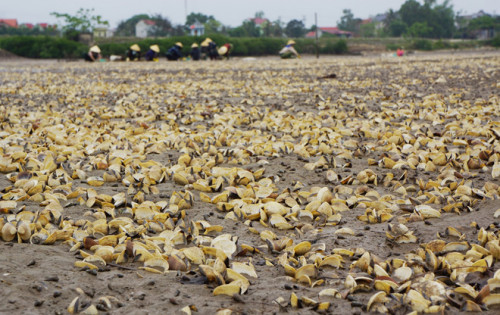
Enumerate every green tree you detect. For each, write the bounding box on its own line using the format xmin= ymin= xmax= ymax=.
xmin=116 ymin=14 xmax=150 ymax=36
xmin=186 ymin=12 xmax=215 ymax=25
xmin=285 ymin=19 xmax=306 ymax=38
xmin=457 ymin=15 xmax=500 ymax=39
xmin=171 ymin=25 xmax=187 ymax=36
xmin=384 ymin=9 xmax=398 ymax=31
xmin=228 ymin=20 xmax=260 ymax=37
xmin=51 ymin=8 xmax=108 ymax=34
xmin=269 ymin=20 xmax=284 ymax=37
xmin=426 ymin=0 xmax=455 ymax=37
xmin=360 ymin=22 xmax=376 ymax=37
xmin=397 ymin=0 xmax=455 ymax=38
xmin=255 ymin=11 xmax=265 ymax=19
xmin=261 ymin=20 xmax=271 ymax=37
xmin=468 ymin=15 xmax=497 ymax=30
xmin=338 ymin=9 xmax=361 ymax=33
xmin=389 ymin=19 xmax=408 ymax=36
xmin=244 ymin=20 xmax=261 ymax=37
xmin=148 ymin=14 xmax=174 ymax=37
xmin=399 ymin=0 xmax=424 ymax=27
xmin=408 ymin=21 xmax=432 ymax=37
xmin=186 ymin=12 xmax=222 ymax=34
xmin=204 ymin=19 xmax=222 ymax=34
xmin=228 ymin=26 xmax=245 ymax=37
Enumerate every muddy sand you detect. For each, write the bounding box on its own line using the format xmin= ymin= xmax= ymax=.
xmin=0 ymin=50 xmax=499 ymax=315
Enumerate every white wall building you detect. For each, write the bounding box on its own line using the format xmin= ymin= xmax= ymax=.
xmin=135 ymin=20 xmax=155 ymax=38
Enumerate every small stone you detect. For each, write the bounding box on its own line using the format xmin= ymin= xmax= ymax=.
xmin=45 ymin=276 xmax=59 ymax=282
xmin=137 ymin=293 xmax=146 ymax=300
xmin=169 ymin=298 xmax=178 ymax=305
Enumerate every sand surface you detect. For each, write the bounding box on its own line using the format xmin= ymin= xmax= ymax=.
xmin=0 ymin=50 xmax=499 ymax=314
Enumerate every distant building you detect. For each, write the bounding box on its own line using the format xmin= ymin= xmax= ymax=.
xmin=457 ymin=10 xmax=496 ymax=39
xmin=136 ymin=19 xmax=156 ymax=38
xmin=249 ymin=17 xmax=269 ymax=27
xmin=372 ymin=13 xmax=387 ymax=28
xmin=189 ymin=20 xmax=205 ymax=36
xmin=0 ymin=19 xmax=18 ymax=28
xmin=93 ymin=25 xmax=114 ymax=38
xmin=462 ymin=10 xmax=490 ymax=20
xmin=360 ymin=18 xmax=372 ymax=25
xmin=22 ymin=23 xmax=35 ymax=29
xmin=305 ymin=27 xmax=352 ymax=38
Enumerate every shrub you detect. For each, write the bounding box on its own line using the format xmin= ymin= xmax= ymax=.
xmin=332 ymin=39 xmax=348 ymax=54
xmin=432 ymin=39 xmax=454 ymax=50
xmin=491 ymin=35 xmax=500 ymax=47
xmin=0 ymin=36 xmax=87 ymax=58
xmin=0 ymin=35 xmax=351 ymax=58
xmin=411 ymin=39 xmax=433 ymax=51
xmin=386 ymin=43 xmax=400 ymax=51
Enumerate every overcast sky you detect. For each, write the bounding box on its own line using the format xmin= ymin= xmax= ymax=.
xmin=2 ymin=0 xmax=499 ymax=28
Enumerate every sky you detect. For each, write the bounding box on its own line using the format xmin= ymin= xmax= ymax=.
xmin=2 ymin=0 xmax=499 ymax=28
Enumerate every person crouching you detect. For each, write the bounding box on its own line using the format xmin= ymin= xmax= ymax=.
xmin=190 ymin=43 xmax=200 ymax=61
xmin=166 ymin=42 xmax=183 ymax=61
xmin=218 ymin=43 xmax=232 ymax=60
xmin=279 ymin=40 xmax=300 ymax=59
xmin=84 ymin=45 xmax=101 ymax=62
xmin=145 ymin=45 xmax=160 ymax=61
xmin=127 ymin=44 xmax=141 ymax=61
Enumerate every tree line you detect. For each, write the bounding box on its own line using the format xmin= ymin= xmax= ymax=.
xmin=114 ymin=11 xmax=309 ymax=38
xmin=1 ymin=1 xmax=498 ymax=39
xmin=339 ymin=0 xmax=499 ymax=39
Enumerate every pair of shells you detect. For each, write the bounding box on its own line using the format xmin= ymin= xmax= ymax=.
xmin=1 ymin=221 xmax=31 ymax=242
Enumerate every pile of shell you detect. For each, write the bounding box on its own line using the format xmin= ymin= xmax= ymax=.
xmin=0 ymin=54 xmax=499 ymax=314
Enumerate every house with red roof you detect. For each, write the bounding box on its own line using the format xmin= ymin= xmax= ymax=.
xmin=136 ymin=19 xmax=156 ymax=38
xmin=305 ymin=27 xmax=352 ymax=38
xmin=189 ymin=20 xmax=205 ymax=36
xmin=22 ymin=23 xmax=34 ymax=29
xmin=0 ymin=19 xmax=18 ymax=28
xmin=250 ymin=17 xmax=269 ymax=27
xmin=247 ymin=17 xmax=270 ymax=36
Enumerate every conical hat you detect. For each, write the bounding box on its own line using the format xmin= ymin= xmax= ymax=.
xmin=218 ymin=46 xmax=228 ymax=55
xmin=150 ymin=45 xmax=160 ymax=53
xmin=130 ymin=44 xmax=140 ymax=51
xmin=89 ymin=45 xmax=101 ymax=53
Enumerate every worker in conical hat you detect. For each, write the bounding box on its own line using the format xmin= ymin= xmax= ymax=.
xmin=145 ymin=44 xmax=160 ymax=61
xmin=279 ymin=40 xmax=300 ymax=59
xmin=127 ymin=44 xmax=141 ymax=61
xmin=84 ymin=45 xmax=102 ymax=62
xmin=200 ymin=37 xmax=212 ymax=60
xmin=190 ymin=43 xmax=200 ymax=61
xmin=207 ymin=39 xmax=218 ymax=60
xmin=218 ymin=43 xmax=233 ymax=60
xmin=166 ymin=42 xmax=184 ymax=61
